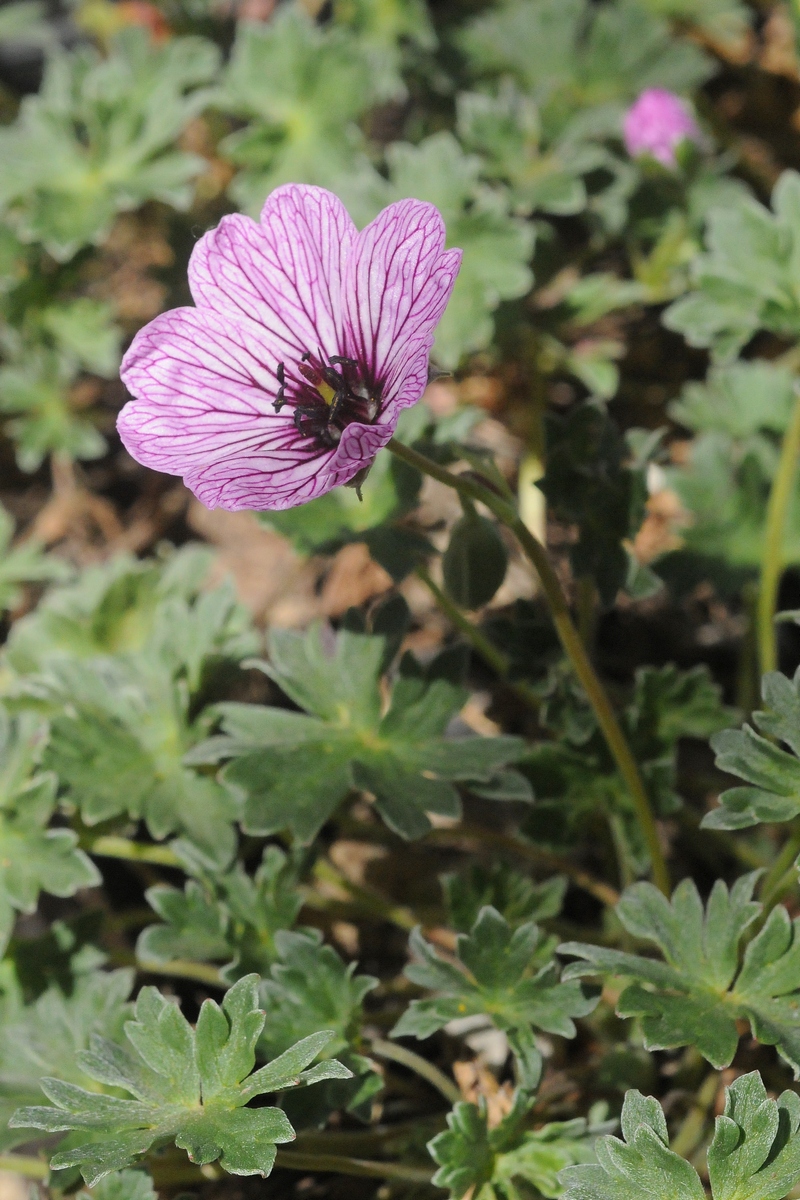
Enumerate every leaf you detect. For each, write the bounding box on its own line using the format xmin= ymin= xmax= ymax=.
xmin=442 ymin=863 xmax=567 ymax=933
xmin=706 ymin=668 xmax=800 ymax=829
xmin=190 ymin=624 xmax=524 ymax=843
xmin=137 ymin=845 xmax=304 ymax=981
xmin=560 ymin=1071 xmax=800 ymax=1200
xmin=562 ymin=872 xmax=800 ymax=1075
xmin=0 ymin=706 xmax=100 ymax=956
xmin=0 ymin=966 xmax=135 ymax=1152
xmin=393 ymin=906 xmax=597 ymax=1088
xmin=521 ymin=663 xmax=735 ymax=875
xmin=216 ymin=8 xmax=382 ymax=216
xmin=258 ymin=929 xmax=378 ymax=1062
xmin=429 ymin=1089 xmax=614 ymax=1200
xmin=559 ymin=1085 xmax=706 ymax=1199
xmin=664 ymin=170 xmax=800 ymax=361
xmin=10 ymin=974 xmax=352 ymax=1185
xmin=0 ymin=30 xmax=219 ymax=259
xmin=332 ymin=0 xmax=435 ymax=100
xmin=443 ymin=505 xmax=508 ymax=610
xmin=39 ymin=654 xmax=242 ymax=869
xmin=79 ymin=1169 xmax=157 ymax=1200
xmin=0 ymin=347 xmax=107 ymax=471
xmin=0 ymin=503 xmax=71 ymax=615
xmin=458 ymin=0 xmax=712 ymax=140
xmin=381 ymin=133 xmax=535 ymax=369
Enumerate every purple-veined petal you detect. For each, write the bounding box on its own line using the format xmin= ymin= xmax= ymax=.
xmin=342 ymin=198 xmax=462 ymax=417
xmin=188 ymin=184 xmax=356 ymax=364
xmin=118 ymin=306 xmax=369 ymax=511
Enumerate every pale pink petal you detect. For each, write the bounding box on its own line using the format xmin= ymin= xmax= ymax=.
xmin=342 ymin=199 xmax=461 ymax=417
xmin=118 ymin=307 xmax=365 ymax=511
xmin=188 ymin=184 xmax=356 ymax=364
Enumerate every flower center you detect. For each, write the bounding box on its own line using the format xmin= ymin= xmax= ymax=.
xmin=274 ymin=352 xmax=380 ymax=449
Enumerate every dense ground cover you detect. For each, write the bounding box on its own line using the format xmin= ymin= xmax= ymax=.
xmin=7 ymin=0 xmax=800 ymax=1197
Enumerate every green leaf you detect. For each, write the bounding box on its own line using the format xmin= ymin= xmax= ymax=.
xmin=559 ymin=1085 xmax=706 ymax=1199
xmin=706 ymin=668 xmax=800 ymax=829
xmin=190 ymin=624 xmax=524 ymax=843
xmin=442 ymin=863 xmax=567 ymax=933
xmin=562 ymin=873 xmax=800 ymax=1074
xmin=332 ymin=0 xmax=435 ymax=99
xmin=638 ymin=0 xmax=752 ymax=51
xmin=458 ymin=0 xmax=712 ymax=140
xmin=0 ymin=966 xmax=135 ymax=1152
xmin=0 ymin=30 xmax=219 ymax=259
xmin=10 ymin=974 xmax=351 ymax=1185
xmin=381 ymin=133 xmax=535 ymax=369
xmin=0 ymin=503 xmax=71 ymax=615
xmin=664 ymin=170 xmax=800 ymax=361
xmin=443 ymin=505 xmax=509 ymax=610
xmin=79 ymin=1169 xmax=156 ymax=1200
xmin=216 ymin=8 xmax=382 ymax=216
xmin=137 ymin=845 xmax=304 ymax=980
xmin=258 ymin=929 xmax=377 ymax=1062
xmin=0 ymin=706 xmax=100 ymax=955
xmin=430 ymin=1089 xmax=613 ymax=1200
xmin=393 ymin=906 xmax=597 ymax=1088
xmin=670 ymin=360 xmax=798 ymax=439
xmin=561 ymin=1071 xmax=800 ymax=1200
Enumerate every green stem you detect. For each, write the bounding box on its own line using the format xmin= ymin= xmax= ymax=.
xmin=137 ymin=957 xmax=224 ymax=987
xmin=415 ymin=565 xmax=541 ymax=713
xmin=0 ymin=1156 xmax=49 ymax=1179
xmin=757 ymin=386 xmax=800 ymax=674
xmin=759 ymin=818 xmax=800 ymax=912
xmin=89 ymin=836 xmax=183 ymax=867
xmin=388 ymin=438 xmax=670 ymax=895
xmin=370 ymin=1037 xmax=462 ymax=1105
xmin=274 ymin=1151 xmax=434 ymax=1182
xmin=671 ymin=1070 xmax=719 ymax=1159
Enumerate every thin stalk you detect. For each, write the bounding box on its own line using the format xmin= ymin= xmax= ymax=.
xmin=424 ymin=823 xmax=621 ymax=908
xmin=759 ymin=818 xmax=800 ymax=913
xmin=388 ymin=438 xmax=669 ymax=895
xmin=370 ymin=1037 xmax=462 ymax=1105
xmin=89 ymin=836 xmax=183 ymax=867
xmin=415 ymin=565 xmax=541 ymax=713
xmin=0 ymin=1156 xmax=49 ymax=1179
xmin=671 ymin=1070 xmax=720 ymax=1159
xmin=275 ymin=1151 xmax=434 ymax=1182
xmin=137 ymin=957 xmax=224 ymax=987
xmin=757 ymin=386 xmax=800 ymax=674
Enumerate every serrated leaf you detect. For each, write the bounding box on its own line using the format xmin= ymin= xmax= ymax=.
xmin=0 ymin=706 xmax=100 ymax=955
xmin=191 ymin=624 xmax=524 ymax=844
xmin=562 ymin=873 xmax=800 ymax=1074
xmin=10 ymin=974 xmax=350 ymax=1184
xmin=0 ymin=967 xmax=135 ymax=1151
xmin=0 ymin=503 xmax=70 ymax=615
xmin=664 ymin=170 xmax=800 ymax=361
xmin=393 ymin=906 xmax=596 ymax=1087
xmin=216 ymin=8 xmax=382 ymax=216
xmin=559 ymin=1085 xmax=705 ymax=1199
xmin=0 ymin=30 xmax=218 ymax=259
xmin=79 ymin=1168 xmax=156 ymax=1200
xmin=443 ymin=863 xmax=567 ymax=934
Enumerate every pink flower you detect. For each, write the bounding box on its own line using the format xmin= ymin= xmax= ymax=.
xmin=622 ymin=88 xmax=700 ymax=168
xmin=118 ymin=185 xmax=462 ymax=511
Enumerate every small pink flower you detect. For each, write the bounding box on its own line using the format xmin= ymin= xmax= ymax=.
xmin=622 ymin=88 xmax=700 ymax=168
xmin=118 ymin=185 xmax=461 ymax=511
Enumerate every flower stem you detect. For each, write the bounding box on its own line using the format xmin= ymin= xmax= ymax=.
xmin=759 ymin=817 xmax=800 ymax=913
xmin=274 ymin=1151 xmax=434 ymax=1182
xmin=370 ymin=1037 xmax=462 ymax=1105
xmin=89 ymin=835 xmax=183 ymax=867
xmin=0 ymin=1156 xmax=49 ymax=1179
xmin=415 ymin=564 xmax=541 ymax=713
xmin=387 ymin=438 xmax=670 ymax=895
xmin=757 ymin=385 xmax=800 ymax=674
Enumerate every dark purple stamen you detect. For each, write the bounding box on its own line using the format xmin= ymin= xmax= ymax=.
xmin=273 ymin=350 xmax=380 ymax=450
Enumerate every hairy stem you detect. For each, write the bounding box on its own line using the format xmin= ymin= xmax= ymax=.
xmin=89 ymin=835 xmax=183 ymax=867
xmin=759 ymin=817 xmax=800 ymax=912
xmin=757 ymin=386 xmax=800 ymax=674
xmin=415 ymin=564 xmax=541 ymax=713
xmin=370 ymin=1037 xmax=462 ymax=1105
xmin=387 ymin=438 xmax=669 ymax=895
xmin=274 ymin=1151 xmax=434 ymax=1182
xmin=0 ymin=1156 xmax=49 ymax=1179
